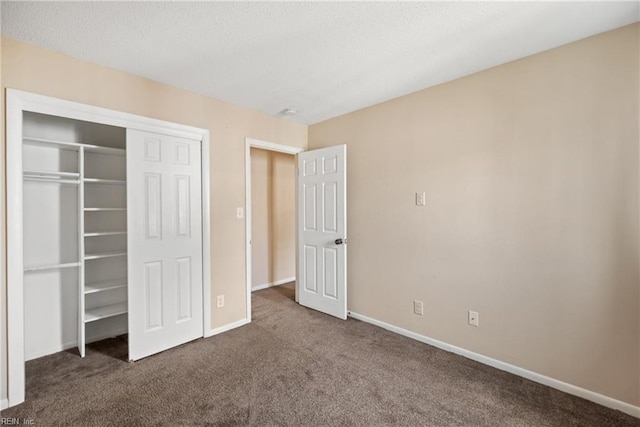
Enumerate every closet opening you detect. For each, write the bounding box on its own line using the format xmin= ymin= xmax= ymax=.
xmin=22 ymin=111 xmax=129 ymax=362
xmin=250 ymin=148 xmax=297 ymax=312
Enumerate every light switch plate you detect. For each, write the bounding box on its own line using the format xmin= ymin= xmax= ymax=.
xmin=413 ymin=300 xmax=424 ymax=315
xmin=236 ymin=207 xmax=244 ymax=219
xmin=416 ymin=192 xmax=426 ymax=206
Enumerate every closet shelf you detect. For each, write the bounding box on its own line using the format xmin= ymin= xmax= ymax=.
xmin=84 ymin=146 xmax=126 ymax=156
xmin=24 ymin=137 xmax=125 ymax=156
xmin=23 ymin=137 xmax=81 ymax=151
xmin=84 ymin=231 xmax=127 ymax=237
xmin=84 ymin=303 xmax=128 ymax=323
xmin=24 ymin=261 xmax=81 ymax=272
xmin=84 ymin=280 xmax=127 ymax=294
xmin=84 ymin=207 xmax=127 ymax=211
xmin=84 ymin=251 xmax=127 ymax=260
xmin=84 ymin=178 xmax=126 ymax=185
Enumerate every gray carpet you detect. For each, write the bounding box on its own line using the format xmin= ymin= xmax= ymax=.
xmin=2 ymin=283 xmax=638 ymax=426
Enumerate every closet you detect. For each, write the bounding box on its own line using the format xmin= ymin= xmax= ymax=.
xmin=6 ymin=90 xmax=210 ymax=407
xmin=20 ymin=110 xmax=204 ymax=362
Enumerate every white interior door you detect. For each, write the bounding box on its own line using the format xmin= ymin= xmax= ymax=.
xmin=297 ymin=145 xmax=347 ymax=319
xmin=127 ymin=129 xmax=203 ymax=361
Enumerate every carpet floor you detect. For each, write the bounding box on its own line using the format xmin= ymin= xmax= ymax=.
xmin=2 ymin=283 xmax=638 ymax=426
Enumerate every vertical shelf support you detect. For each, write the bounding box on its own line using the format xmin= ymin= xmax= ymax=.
xmin=78 ymin=147 xmax=86 ymax=357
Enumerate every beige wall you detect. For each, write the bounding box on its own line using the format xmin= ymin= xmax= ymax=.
xmin=250 ymin=148 xmax=296 ymax=289
xmin=309 ymin=24 xmax=639 ymax=406
xmin=0 ymin=37 xmax=307 ymax=402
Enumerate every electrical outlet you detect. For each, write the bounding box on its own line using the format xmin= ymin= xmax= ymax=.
xmin=413 ymin=300 xmax=424 ymax=316
xmin=468 ymin=310 xmax=479 ymax=327
xmin=217 ymin=295 xmax=225 ymax=308
xmin=416 ymin=192 xmax=426 ymax=206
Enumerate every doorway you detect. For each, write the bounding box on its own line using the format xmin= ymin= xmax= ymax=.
xmin=250 ymin=147 xmax=296 ymax=291
xmin=244 ymin=138 xmax=302 ymax=321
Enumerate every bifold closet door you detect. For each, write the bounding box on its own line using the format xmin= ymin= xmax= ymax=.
xmin=126 ymin=129 xmax=203 ymax=361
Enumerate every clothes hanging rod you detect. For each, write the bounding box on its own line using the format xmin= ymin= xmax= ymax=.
xmin=24 ymin=261 xmax=81 ymax=272
xmin=23 ymin=170 xmax=80 ymax=178
xmin=23 ymin=176 xmax=79 ymax=185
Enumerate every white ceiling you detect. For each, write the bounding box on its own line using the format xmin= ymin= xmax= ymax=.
xmin=1 ymin=2 xmax=638 ymax=125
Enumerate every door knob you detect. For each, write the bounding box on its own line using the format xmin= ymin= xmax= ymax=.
xmin=334 ymin=238 xmax=347 ymax=245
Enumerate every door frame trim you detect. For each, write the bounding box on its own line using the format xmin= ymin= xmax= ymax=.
xmin=5 ymin=89 xmax=212 ymax=407
xmin=244 ymin=138 xmax=303 ymax=321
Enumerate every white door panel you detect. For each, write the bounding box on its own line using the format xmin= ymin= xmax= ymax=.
xmin=127 ymin=129 xmax=203 ymax=361
xmin=297 ymin=145 xmax=347 ymax=319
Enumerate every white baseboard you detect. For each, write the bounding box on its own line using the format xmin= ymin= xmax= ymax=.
xmin=1 ymin=398 xmax=9 ymax=410
xmin=205 ymin=318 xmax=251 ymax=338
xmin=25 ymin=328 xmax=128 ymax=361
xmin=251 ymin=277 xmax=295 ymax=292
xmin=25 ymin=341 xmax=77 ymax=362
xmin=348 ymin=311 xmax=640 ymax=419
xmin=85 ymin=328 xmax=128 ymax=345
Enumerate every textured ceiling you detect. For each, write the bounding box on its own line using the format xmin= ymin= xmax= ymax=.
xmin=2 ymin=2 xmax=638 ymax=124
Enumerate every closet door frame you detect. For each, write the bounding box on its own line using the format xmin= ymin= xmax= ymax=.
xmin=5 ymin=89 xmax=212 ymax=408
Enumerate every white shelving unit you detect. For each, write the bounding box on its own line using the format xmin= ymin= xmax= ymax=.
xmin=82 ymin=144 xmax=128 ymax=357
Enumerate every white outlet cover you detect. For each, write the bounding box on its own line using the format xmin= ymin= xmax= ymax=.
xmin=236 ymin=207 xmax=244 ymax=219
xmin=468 ymin=311 xmax=479 ymax=327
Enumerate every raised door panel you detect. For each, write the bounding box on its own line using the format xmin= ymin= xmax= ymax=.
xmin=176 ymin=257 xmax=192 ymax=322
xmin=144 ymin=261 xmax=164 ymax=331
xmin=175 ymin=175 xmax=191 ymax=238
xmin=145 ymin=173 xmax=163 ymax=240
